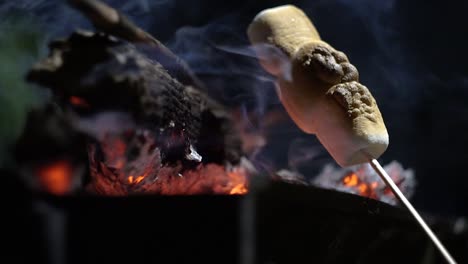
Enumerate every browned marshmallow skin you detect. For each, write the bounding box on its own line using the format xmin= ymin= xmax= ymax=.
xmin=247 ymin=5 xmax=388 ymax=167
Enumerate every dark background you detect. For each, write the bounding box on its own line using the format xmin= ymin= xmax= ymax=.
xmin=1 ymin=0 xmax=468 ymax=217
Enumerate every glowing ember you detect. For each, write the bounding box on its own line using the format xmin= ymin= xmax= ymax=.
xmin=343 ymin=173 xmax=359 ymax=186
xmin=128 ymin=174 xmax=147 ymax=185
xmin=36 ymin=160 xmax=73 ymax=195
xmin=341 ymin=172 xmax=380 ymax=198
xmin=358 ymin=183 xmax=368 ymax=195
xmin=230 ymin=184 xmax=248 ymax=195
xmin=314 ymin=161 xmax=415 ymax=205
xmin=69 ymin=96 xmax=90 ymax=108
xmin=134 ymin=176 xmax=145 ymax=184
xmin=228 ymin=171 xmax=248 ymax=195
xmin=88 ymin=130 xmax=250 ymax=195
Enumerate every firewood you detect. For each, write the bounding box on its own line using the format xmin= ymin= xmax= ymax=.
xmin=26 ymin=31 xmax=241 ymax=166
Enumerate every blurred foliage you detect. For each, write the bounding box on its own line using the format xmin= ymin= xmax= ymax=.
xmin=0 ymin=13 xmax=49 ymax=167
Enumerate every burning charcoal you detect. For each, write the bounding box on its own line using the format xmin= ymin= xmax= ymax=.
xmin=312 ymin=161 xmax=415 ymax=205
xmin=88 ymin=137 xmax=249 ymax=195
xmin=83 ymin=120 xmax=248 ymax=195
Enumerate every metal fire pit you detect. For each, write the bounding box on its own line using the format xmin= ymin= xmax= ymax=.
xmin=4 ymin=175 xmax=467 ymax=264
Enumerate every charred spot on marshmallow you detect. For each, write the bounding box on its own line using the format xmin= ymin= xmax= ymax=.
xmin=327 ymin=82 xmax=377 ymax=122
xmin=299 ymin=44 xmax=343 ymax=85
xmin=296 ymin=43 xmax=359 ymax=86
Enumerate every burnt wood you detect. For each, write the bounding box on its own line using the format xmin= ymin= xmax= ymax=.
xmin=26 ymin=31 xmax=242 ymax=165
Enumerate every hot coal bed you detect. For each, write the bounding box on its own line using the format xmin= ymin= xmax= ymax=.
xmin=3 ymin=1 xmax=468 ymax=264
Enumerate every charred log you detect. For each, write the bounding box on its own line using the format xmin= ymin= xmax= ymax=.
xmin=24 ymin=30 xmax=245 ymax=195
xmin=27 ymin=31 xmax=242 ymax=166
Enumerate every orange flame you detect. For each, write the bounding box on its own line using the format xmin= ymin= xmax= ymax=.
xmin=127 ymin=173 xmax=148 ymax=185
xmin=127 ymin=176 xmax=134 ymax=184
xmin=134 ymin=176 xmax=145 ymax=184
xmin=228 ymin=171 xmax=248 ymax=195
xmin=358 ymin=183 xmax=368 ymax=194
xmin=36 ymin=160 xmax=73 ymax=195
xmin=342 ymin=173 xmax=381 ymax=198
xmin=343 ymin=173 xmax=359 ymax=187
xmin=230 ymin=184 xmax=248 ymax=195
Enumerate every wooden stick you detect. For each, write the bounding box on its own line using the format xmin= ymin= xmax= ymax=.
xmin=368 ymin=158 xmax=457 ymax=264
xmin=67 ymin=0 xmax=204 ymax=89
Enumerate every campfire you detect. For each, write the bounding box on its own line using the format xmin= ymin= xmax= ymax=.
xmin=13 ymin=0 xmax=412 ymax=203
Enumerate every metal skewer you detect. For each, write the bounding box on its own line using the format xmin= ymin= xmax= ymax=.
xmin=368 ymin=158 xmax=457 ymax=264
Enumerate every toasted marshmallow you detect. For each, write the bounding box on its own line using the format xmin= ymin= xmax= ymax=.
xmin=248 ymin=5 xmax=389 ymax=167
